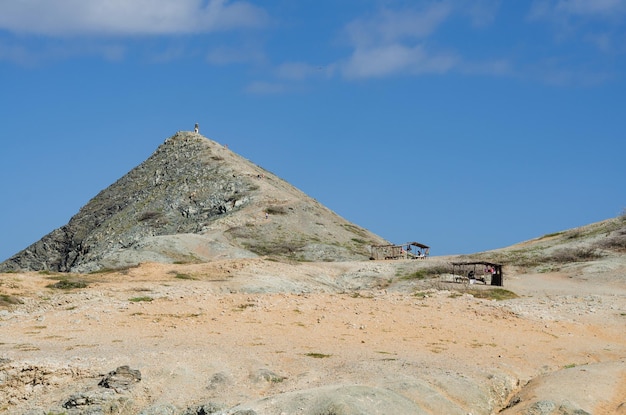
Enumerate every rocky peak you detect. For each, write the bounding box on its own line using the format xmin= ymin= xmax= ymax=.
xmin=1 ymin=132 xmax=388 ymax=272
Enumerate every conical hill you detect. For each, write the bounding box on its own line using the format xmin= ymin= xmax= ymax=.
xmin=1 ymin=132 xmax=388 ymax=272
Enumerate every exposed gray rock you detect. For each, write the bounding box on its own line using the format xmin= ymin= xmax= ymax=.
xmin=62 ymin=389 xmax=128 ymax=415
xmin=98 ymin=365 xmax=141 ymax=392
xmin=225 ymin=385 xmax=428 ymax=415
xmin=138 ymin=403 xmax=179 ymax=415
xmin=0 ymin=132 xmax=388 ymax=272
xmin=250 ymin=368 xmax=286 ymax=384
xmin=180 ymin=402 xmax=224 ymax=415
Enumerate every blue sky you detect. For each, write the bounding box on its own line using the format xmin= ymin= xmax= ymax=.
xmin=1 ymin=0 xmax=625 ymax=261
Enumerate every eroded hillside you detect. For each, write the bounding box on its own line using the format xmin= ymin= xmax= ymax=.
xmin=1 ymin=132 xmax=388 ymax=273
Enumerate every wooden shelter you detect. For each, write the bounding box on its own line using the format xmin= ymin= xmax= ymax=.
xmin=450 ymin=261 xmax=503 ymax=286
xmin=370 ymin=242 xmax=430 ymax=260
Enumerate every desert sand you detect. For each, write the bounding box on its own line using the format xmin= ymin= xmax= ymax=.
xmin=1 ymin=256 xmax=625 ymax=414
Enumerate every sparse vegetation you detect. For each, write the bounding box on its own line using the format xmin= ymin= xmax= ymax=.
xmin=305 ymin=352 xmax=332 ymax=358
xmin=46 ymin=277 xmax=89 ymax=290
xmin=341 ymin=223 xmax=368 ymax=238
xmin=168 ymin=271 xmax=196 ymax=280
xmin=242 ymin=239 xmax=306 ymax=257
xmin=539 ymin=231 xmax=564 ymax=239
xmin=0 ymin=294 xmax=22 ymax=307
xmin=264 ymin=206 xmax=288 ymax=215
xmin=400 ymin=265 xmax=449 ymax=280
xmin=465 ymin=288 xmax=518 ymax=301
xmin=138 ymin=211 xmax=163 ymax=222
xmin=547 ymin=247 xmax=602 ymax=264
xmin=129 ymin=296 xmax=153 ymax=302
xmin=175 ymin=273 xmax=196 ymax=279
xmin=595 ymin=229 xmax=626 ymax=252
xmin=88 ymin=264 xmax=140 ymax=274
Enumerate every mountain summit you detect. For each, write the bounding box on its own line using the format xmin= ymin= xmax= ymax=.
xmin=2 ymin=131 xmax=388 ymax=272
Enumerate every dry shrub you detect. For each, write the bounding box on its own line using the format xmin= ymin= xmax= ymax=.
xmin=47 ymin=278 xmax=89 ymax=290
xmin=138 ymin=211 xmax=163 ymax=222
xmin=595 ymin=227 xmax=626 ymax=252
xmin=0 ymin=294 xmax=23 ymax=307
xmin=547 ymin=247 xmax=601 ymax=264
xmin=264 ymin=206 xmax=288 ymax=215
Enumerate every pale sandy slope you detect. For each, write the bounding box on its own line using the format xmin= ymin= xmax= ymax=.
xmin=1 ymin=255 xmax=625 ymax=414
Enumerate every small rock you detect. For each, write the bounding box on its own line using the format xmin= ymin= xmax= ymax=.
xmin=98 ymin=365 xmax=141 ymax=392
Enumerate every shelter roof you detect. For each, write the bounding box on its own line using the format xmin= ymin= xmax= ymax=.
xmin=406 ymin=242 xmax=429 ymax=249
xmin=451 ymin=261 xmax=502 ymax=267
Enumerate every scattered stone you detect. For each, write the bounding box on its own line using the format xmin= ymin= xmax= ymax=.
xmin=98 ymin=365 xmax=141 ymax=392
xmin=207 ymin=371 xmax=229 ymax=389
xmin=62 ymin=389 xmax=126 ymax=414
xmin=181 ymin=402 xmax=224 ymax=415
xmin=251 ymin=368 xmax=286 ymax=384
xmin=138 ymin=403 xmax=178 ymax=415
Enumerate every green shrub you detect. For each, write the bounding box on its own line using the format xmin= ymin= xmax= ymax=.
xmin=168 ymin=271 xmax=196 ymax=280
xmin=401 ymin=265 xmax=449 ymax=280
xmin=465 ymin=288 xmax=518 ymax=301
xmin=129 ymin=296 xmax=153 ymax=302
xmin=46 ymin=278 xmax=88 ymax=290
xmin=305 ymin=353 xmax=331 ymax=358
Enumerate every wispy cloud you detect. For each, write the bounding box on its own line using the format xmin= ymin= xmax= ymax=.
xmin=529 ymin=0 xmax=626 ymax=55
xmin=344 ymin=4 xmax=453 ymax=48
xmin=336 ymin=3 xmax=457 ymax=79
xmin=0 ymin=0 xmax=268 ymax=36
xmin=341 ymin=44 xmax=457 ymax=79
xmin=531 ymin=0 xmax=626 ymax=19
xmin=461 ymin=0 xmax=501 ymax=27
xmin=0 ymin=38 xmax=126 ymax=65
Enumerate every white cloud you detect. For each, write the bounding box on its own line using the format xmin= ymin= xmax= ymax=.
xmin=528 ymin=58 xmax=615 ymax=85
xmin=341 ymin=44 xmax=457 ymax=79
xmin=345 ymin=4 xmax=452 ymax=48
xmin=0 ymin=0 xmax=268 ymax=36
xmin=337 ymin=3 xmax=473 ymax=79
xmin=529 ymin=0 xmax=626 ymax=54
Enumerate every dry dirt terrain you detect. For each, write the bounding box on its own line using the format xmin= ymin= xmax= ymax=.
xmin=1 ymin=252 xmax=625 ymax=414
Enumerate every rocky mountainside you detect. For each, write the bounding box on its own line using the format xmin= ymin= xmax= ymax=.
xmin=1 ymin=131 xmax=388 ymax=272
xmin=1 ymin=216 xmax=624 ymax=414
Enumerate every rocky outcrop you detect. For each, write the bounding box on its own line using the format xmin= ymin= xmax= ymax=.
xmin=1 ymin=132 xmax=388 ymax=272
xmin=98 ymin=366 xmax=141 ymax=392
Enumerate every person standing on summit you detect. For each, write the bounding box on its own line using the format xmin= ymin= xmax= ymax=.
xmin=194 ymin=123 xmax=199 ymax=133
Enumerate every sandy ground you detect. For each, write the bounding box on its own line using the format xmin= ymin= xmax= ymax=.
xmin=1 ymin=258 xmax=625 ymax=414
